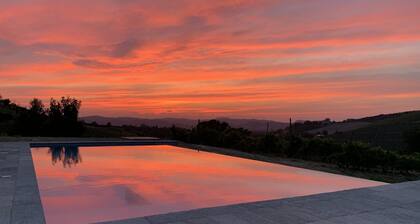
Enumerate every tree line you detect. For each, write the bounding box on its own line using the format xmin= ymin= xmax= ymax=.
xmin=167 ymin=120 xmax=419 ymax=174
xmin=0 ymin=95 xmax=83 ymax=136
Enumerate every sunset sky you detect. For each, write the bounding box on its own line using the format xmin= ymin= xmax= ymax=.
xmin=1 ymin=0 xmax=419 ymax=121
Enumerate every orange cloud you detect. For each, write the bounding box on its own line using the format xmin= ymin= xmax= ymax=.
xmin=1 ymin=0 xmax=419 ymax=120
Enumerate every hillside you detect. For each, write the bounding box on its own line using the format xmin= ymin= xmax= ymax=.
xmin=81 ymin=116 xmax=288 ymax=133
xmin=310 ymin=111 xmax=420 ymax=150
xmin=308 ymin=122 xmax=370 ymax=135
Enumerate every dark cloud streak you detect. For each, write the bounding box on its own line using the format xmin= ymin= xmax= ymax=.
xmin=72 ymin=59 xmax=157 ymax=69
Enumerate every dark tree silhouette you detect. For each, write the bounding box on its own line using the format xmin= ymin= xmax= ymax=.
xmin=404 ymin=129 xmax=420 ymax=153
xmin=48 ymin=98 xmax=63 ymax=122
xmin=191 ymin=120 xmax=230 ymax=145
xmin=47 ymin=97 xmax=84 ymax=136
xmin=61 ymin=97 xmax=81 ymax=122
xmin=0 ymin=95 xmax=11 ymax=107
xmin=29 ymin=98 xmax=45 ymax=115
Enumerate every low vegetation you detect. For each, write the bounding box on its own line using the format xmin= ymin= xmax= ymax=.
xmin=311 ymin=111 xmax=420 ymax=150
xmin=180 ymin=120 xmax=420 ymax=173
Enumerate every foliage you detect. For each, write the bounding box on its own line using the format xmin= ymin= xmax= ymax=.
xmin=47 ymin=97 xmax=84 ymax=136
xmin=167 ymin=121 xmax=420 ymax=173
xmin=190 ymin=120 xmax=230 ymax=146
xmin=0 ymin=95 xmax=84 ymax=137
xmin=332 ymin=111 xmax=420 ymax=150
xmin=404 ymin=128 xmax=420 ymax=153
xmin=291 ymin=118 xmax=334 ymax=133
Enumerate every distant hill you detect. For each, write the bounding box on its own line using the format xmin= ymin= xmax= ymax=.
xmin=215 ymin=117 xmax=288 ymax=132
xmin=308 ymin=121 xmax=370 ymax=135
xmin=309 ymin=111 xmax=420 ymax=150
xmin=81 ymin=116 xmax=288 ymax=133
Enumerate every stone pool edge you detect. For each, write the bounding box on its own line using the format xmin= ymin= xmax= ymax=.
xmin=10 ymin=142 xmax=45 ymax=224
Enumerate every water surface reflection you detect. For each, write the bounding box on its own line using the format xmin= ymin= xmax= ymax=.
xmin=31 ymin=145 xmax=384 ymax=224
xmin=49 ymin=145 xmax=81 ymax=167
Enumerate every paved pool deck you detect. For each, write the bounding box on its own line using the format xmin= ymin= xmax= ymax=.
xmin=1 ymin=140 xmax=420 ymax=224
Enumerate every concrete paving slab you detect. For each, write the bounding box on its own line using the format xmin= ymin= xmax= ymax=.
xmin=253 ymin=206 xmax=321 ymax=224
xmin=96 ymin=218 xmax=151 ymax=224
xmin=208 ymin=214 xmax=250 ymax=224
xmin=10 ymin=203 xmax=45 ymax=224
xmin=0 ymin=206 xmax=11 ymax=224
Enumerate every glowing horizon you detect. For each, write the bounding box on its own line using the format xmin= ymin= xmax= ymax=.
xmin=1 ymin=0 xmax=420 ymax=121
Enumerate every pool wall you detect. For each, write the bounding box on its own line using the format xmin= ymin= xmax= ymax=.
xmin=30 ymin=139 xmax=178 ymax=148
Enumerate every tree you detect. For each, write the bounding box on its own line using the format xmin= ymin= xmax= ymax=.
xmin=257 ymin=133 xmax=280 ymax=153
xmin=61 ymin=97 xmax=81 ymax=122
xmin=29 ymin=98 xmax=45 ymax=115
xmin=23 ymin=98 xmax=47 ymax=135
xmin=47 ymin=97 xmax=84 ymax=136
xmin=48 ymin=98 xmax=63 ymax=120
xmin=0 ymin=95 xmax=11 ymax=107
xmin=191 ymin=120 xmax=230 ymax=145
xmin=221 ymin=128 xmax=251 ymax=148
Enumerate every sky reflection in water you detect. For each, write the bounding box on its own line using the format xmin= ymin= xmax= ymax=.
xmin=31 ymin=145 xmax=384 ymax=224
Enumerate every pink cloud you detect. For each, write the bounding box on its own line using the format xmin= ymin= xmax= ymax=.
xmin=0 ymin=0 xmax=419 ymax=120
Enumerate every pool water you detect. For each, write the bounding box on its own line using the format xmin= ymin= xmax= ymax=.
xmin=31 ymin=145 xmax=384 ymax=224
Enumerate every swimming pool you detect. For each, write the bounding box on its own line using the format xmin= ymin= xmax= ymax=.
xmin=31 ymin=144 xmax=384 ymax=224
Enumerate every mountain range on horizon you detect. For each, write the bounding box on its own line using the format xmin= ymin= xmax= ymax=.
xmin=81 ymin=116 xmax=289 ymax=133
xmin=82 ymin=110 xmax=420 ymax=138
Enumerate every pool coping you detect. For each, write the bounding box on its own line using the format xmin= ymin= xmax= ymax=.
xmin=2 ymin=140 xmax=420 ymax=224
xmin=30 ymin=139 xmax=178 ymax=148
xmin=12 ymin=142 xmax=46 ymax=224
xmin=0 ymin=142 xmax=45 ymax=224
